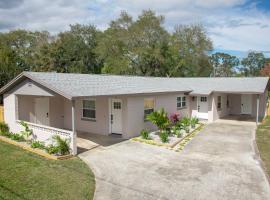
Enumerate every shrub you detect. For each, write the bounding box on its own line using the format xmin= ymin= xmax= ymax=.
xmin=171 ymin=126 xmax=182 ymax=138
xmin=20 ymin=121 xmax=33 ymax=141
xmin=31 ymin=141 xmax=45 ymax=149
xmin=53 ymin=135 xmax=70 ymax=155
xmin=140 ymin=129 xmax=150 ymax=140
xmin=159 ymin=130 xmax=169 ymax=143
xmin=190 ymin=117 xmax=199 ymax=128
xmin=0 ymin=122 xmax=9 ymax=134
xmin=170 ymin=113 xmax=180 ymax=124
xmin=10 ymin=133 xmax=24 ymax=141
xmin=146 ymin=108 xmax=170 ymax=131
xmin=46 ymin=144 xmax=59 ymax=155
xmin=1 ymin=131 xmax=11 ymax=138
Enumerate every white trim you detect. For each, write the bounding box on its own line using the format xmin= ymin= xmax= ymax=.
xmin=108 ymin=98 xmax=112 ymax=134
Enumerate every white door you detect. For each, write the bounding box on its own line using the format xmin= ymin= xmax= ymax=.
xmin=241 ymin=94 xmax=252 ymax=114
xmin=111 ymin=99 xmax=122 ymax=134
xmin=197 ymin=96 xmax=208 ymax=119
xmin=35 ymin=97 xmax=49 ymax=126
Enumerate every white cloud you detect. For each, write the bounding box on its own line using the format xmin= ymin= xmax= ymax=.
xmin=0 ymin=0 xmax=269 ymax=52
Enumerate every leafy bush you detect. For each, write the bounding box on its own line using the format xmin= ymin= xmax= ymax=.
xmin=46 ymin=144 xmax=59 ymax=155
xmin=1 ymin=131 xmax=11 ymax=138
xmin=31 ymin=141 xmax=45 ymax=149
xmin=140 ymin=129 xmax=150 ymax=140
xmin=53 ymin=135 xmax=70 ymax=155
xmin=181 ymin=117 xmax=191 ymax=133
xmin=170 ymin=113 xmax=180 ymax=124
xmin=159 ymin=130 xmax=169 ymax=143
xmin=20 ymin=121 xmax=33 ymax=141
xmin=190 ymin=117 xmax=199 ymax=128
xmin=146 ymin=108 xmax=170 ymax=131
xmin=171 ymin=126 xmax=182 ymax=138
xmin=10 ymin=133 xmax=24 ymax=141
xmin=0 ymin=122 xmax=9 ymax=135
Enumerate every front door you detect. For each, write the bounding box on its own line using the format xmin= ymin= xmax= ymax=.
xmin=35 ymin=97 xmax=49 ymax=126
xmin=197 ymin=96 xmax=208 ymax=119
xmin=111 ymin=99 xmax=122 ymax=134
xmin=241 ymin=94 xmax=252 ymax=114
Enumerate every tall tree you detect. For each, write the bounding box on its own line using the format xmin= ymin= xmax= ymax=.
xmin=240 ymin=52 xmax=265 ymax=76
xmin=48 ymin=24 xmax=102 ymax=73
xmin=171 ymin=24 xmax=213 ymax=77
xmin=210 ymin=52 xmax=239 ymax=77
xmin=260 ymin=63 xmax=270 ymax=76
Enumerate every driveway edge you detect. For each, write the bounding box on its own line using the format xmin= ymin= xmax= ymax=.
xmin=252 ymin=127 xmax=270 ymax=186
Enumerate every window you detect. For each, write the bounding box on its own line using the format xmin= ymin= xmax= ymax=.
xmin=113 ymin=102 xmax=121 ymax=109
xmin=200 ymin=97 xmax=207 ymax=102
xmin=177 ymin=96 xmax=186 ymax=109
xmin=144 ymin=98 xmax=154 ymax=119
xmin=217 ymin=96 xmax=222 ymax=110
xmin=226 ymin=95 xmax=229 ymax=108
xmin=82 ymin=99 xmax=96 ymax=120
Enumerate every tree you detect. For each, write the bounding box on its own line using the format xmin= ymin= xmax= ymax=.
xmin=240 ymin=52 xmax=265 ymax=76
xmin=210 ymin=52 xmax=239 ymax=77
xmin=97 ymin=10 xmax=171 ymax=76
xmin=260 ymin=63 xmax=270 ymax=76
xmin=171 ymin=24 xmax=213 ymax=77
xmin=49 ymin=24 xmax=102 ymax=73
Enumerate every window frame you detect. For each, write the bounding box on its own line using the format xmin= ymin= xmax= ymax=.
xmin=200 ymin=96 xmax=207 ymax=102
xmin=144 ymin=98 xmax=155 ymax=120
xmin=177 ymin=96 xmax=187 ymax=110
xmin=217 ymin=96 xmax=222 ymax=110
xmin=81 ymin=99 xmax=96 ymax=121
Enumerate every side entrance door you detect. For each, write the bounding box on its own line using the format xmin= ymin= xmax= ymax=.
xmin=241 ymin=94 xmax=252 ymax=114
xmin=110 ymin=99 xmax=123 ymax=134
xmin=35 ymin=97 xmax=50 ymax=126
xmin=197 ymin=96 xmax=208 ymax=119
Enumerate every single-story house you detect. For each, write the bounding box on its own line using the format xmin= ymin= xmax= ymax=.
xmin=0 ymin=72 xmax=269 ymax=154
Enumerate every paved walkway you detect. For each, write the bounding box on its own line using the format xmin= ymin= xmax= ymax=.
xmin=79 ymin=121 xmax=270 ymax=200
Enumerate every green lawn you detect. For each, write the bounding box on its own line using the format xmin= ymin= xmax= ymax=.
xmin=256 ymin=116 xmax=270 ymax=177
xmin=0 ymin=140 xmax=95 ymax=200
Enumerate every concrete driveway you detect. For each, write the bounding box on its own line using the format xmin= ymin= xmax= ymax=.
xmin=79 ymin=121 xmax=270 ymax=200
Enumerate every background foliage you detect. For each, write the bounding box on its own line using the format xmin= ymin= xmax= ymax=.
xmin=0 ymin=10 xmax=269 ymax=89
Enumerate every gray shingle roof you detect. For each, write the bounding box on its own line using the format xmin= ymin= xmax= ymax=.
xmin=171 ymin=77 xmax=269 ymax=95
xmin=1 ymin=72 xmax=268 ymax=99
xmin=24 ymin=72 xmax=192 ymax=98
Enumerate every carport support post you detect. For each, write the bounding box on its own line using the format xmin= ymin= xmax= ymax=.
xmin=71 ymin=99 xmax=77 ymax=155
xmin=256 ymin=94 xmax=260 ymax=125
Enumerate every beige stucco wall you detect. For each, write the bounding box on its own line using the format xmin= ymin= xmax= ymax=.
xmin=63 ymin=96 xmax=111 ymax=135
xmin=125 ymin=92 xmax=190 ymax=138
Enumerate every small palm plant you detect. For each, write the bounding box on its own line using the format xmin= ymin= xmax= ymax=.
xmin=181 ymin=117 xmax=191 ymax=133
xmin=190 ymin=117 xmax=199 ymax=128
xmin=146 ymin=108 xmax=170 ymax=131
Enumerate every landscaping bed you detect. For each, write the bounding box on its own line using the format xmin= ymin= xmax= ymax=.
xmin=132 ymin=108 xmax=203 ymax=150
xmin=0 ymin=140 xmax=95 ymax=200
xmin=0 ymin=121 xmax=72 ymax=159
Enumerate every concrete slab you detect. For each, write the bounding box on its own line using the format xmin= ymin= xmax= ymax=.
xmin=79 ymin=122 xmax=270 ymax=200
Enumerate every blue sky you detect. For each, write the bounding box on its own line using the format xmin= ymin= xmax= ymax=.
xmin=0 ymin=0 xmax=269 ymax=58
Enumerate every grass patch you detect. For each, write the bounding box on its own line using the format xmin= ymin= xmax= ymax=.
xmin=256 ymin=116 xmax=270 ymax=177
xmin=0 ymin=140 xmax=95 ymax=200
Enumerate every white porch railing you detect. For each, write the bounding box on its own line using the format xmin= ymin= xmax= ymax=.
xmin=16 ymin=120 xmax=76 ymax=154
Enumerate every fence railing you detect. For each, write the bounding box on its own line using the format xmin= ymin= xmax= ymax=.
xmin=0 ymin=105 xmax=4 ymax=122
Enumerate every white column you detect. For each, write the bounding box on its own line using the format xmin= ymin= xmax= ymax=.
xmin=256 ymin=94 xmax=260 ymax=124
xmin=71 ymin=99 xmax=77 ymax=155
